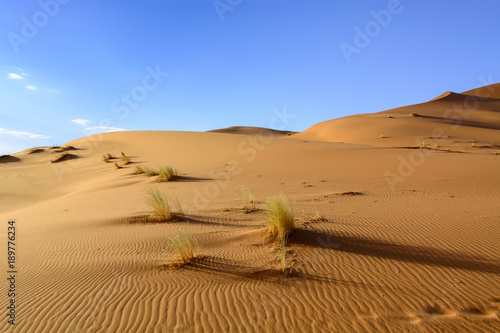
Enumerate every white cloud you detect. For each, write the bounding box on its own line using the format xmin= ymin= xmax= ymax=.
xmin=86 ymin=126 xmax=125 ymax=133
xmin=71 ymin=118 xmax=90 ymax=126
xmin=0 ymin=128 xmax=50 ymax=139
xmin=7 ymin=73 xmax=24 ymax=80
xmin=26 ymin=85 xmax=37 ymax=90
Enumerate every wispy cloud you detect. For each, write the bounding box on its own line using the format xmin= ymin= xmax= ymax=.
xmin=71 ymin=118 xmax=90 ymax=126
xmin=86 ymin=126 xmax=125 ymax=133
xmin=7 ymin=73 xmax=24 ymax=80
xmin=26 ymin=85 xmax=37 ymax=90
xmin=0 ymin=128 xmax=50 ymax=139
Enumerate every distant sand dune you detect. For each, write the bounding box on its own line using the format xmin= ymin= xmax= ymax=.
xmin=293 ymin=83 xmax=500 ymax=151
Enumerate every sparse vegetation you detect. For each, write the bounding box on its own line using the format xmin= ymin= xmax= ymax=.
xmin=379 ymin=134 xmax=385 ymax=139
xmin=471 ymin=143 xmax=476 ymax=148
xmin=495 ymin=150 xmax=500 ymax=155
xmin=159 ymin=166 xmax=178 ymax=182
xmin=114 ymin=162 xmax=121 ymax=169
xmin=102 ymin=154 xmax=110 ymax=163
xmin=411 ymin=113 xmax=419 ymax=117
xmin=134 ymin=165 xmax=145 ymax=174
xmin=144 ymin=166 xmax=159 ymax=176
xmin=145 ymin=187 xmax=183 ymax=221
xmin=121 ymin=152 xmax=131 ymax=165
xmin=169 ymin=232 xmax=197 ymax=267
xmin=243 ymin=186 xmax=256 ymax=212
xmin=265 ymin=195 xmax=295 ymax=239
xmin=106 ymin=153 xmax=113 ymax=159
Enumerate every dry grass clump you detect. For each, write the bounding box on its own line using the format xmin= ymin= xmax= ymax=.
xmin=159 ymin=166 xmax=179 ymax=182
xmin=243 ymin=186 xmax=256 ymax=212
xmin=144 ymin=166 xmax=159 ymax=177
xmin=169 ymin=232 xmax=198 ymax=267
xmin=495 ymin=150 xmax=500 ymax=155
xmin=145 ymin=187 xmax=184 ymax=221
xmin=102 ymin=154 xmax=110 ymax=163
xmin=134 ymin=165 xmax=145 ymax=174
xmin=411 ymin=113 xmax=419 ymax=117
xmin=264 ymin=195 xmax=295 ymax=273
xmin=379 ymin=134 xmax=385 ymax=139
xmin=121 ymin=152 xmax=131 ymax=165
xmin=114 ymin=162 xmax=121 ymax=169
xmin=265 ymin=195 xmax=295 ymax=239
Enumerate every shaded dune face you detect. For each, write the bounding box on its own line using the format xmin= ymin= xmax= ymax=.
xmin=208 ymin=126 xmax=291 ymax=136
xmin=0 ymin=83 xmax=499 ymax=333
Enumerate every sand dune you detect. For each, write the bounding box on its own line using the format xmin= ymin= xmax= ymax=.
xmin=294 ymin=83 xmax=500 ymax=150
xmin=1 ymin=84 xmax=499 ymax=332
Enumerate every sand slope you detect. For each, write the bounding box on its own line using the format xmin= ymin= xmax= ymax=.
xmin=1 ymin=86 xmax=499 ymax=332
xmin=294 ymin=83 xmax=500 ymax=150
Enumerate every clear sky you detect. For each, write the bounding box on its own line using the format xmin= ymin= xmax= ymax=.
xmin=1 ymin=0 xmax=499 ymax=153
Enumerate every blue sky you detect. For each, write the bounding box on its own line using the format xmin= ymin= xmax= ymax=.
xmin=1 ymin=0 xmax=499 ymax=153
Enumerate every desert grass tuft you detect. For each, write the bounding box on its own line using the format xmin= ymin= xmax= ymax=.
xmin=120 ymin=152 xmax=131 ymax=165
xmin=243 ymin=186 xmax=256 ymax=212
xmin=144 ymin=166 xmax=159 ymax=176
xmin=265 ymin=195 xmax=295 ymax=239
xmin=495 ymin=150 xmax=500 ymax=155
xmin=102 ymin=154 xmax=110 ymax=163
xmin=133 ymin=165 xmax=145 ymax=174
xmin=145 ymin=187 xmax=173 ymax=220
xmin=158 ymin=166 xmax=178 ymax=182
xmin=145 ymin=187 xmax=184 ymax=221
xmin=114 ymin=162 xmax=121 ymax=169
xmin=169 ymin=232 xmax=197 ymax=267
xmin=379 ymin=134 xmax=385 ymax=139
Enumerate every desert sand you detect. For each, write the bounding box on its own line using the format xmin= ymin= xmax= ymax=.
xmin=1 ymin=83 xmax=499 ymax=332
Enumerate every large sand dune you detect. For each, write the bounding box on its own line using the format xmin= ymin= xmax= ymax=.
xmin=294 ymin=84 xmax=500 ymax=149
xmin=1 ymin=84 xmax=499 ymax=332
